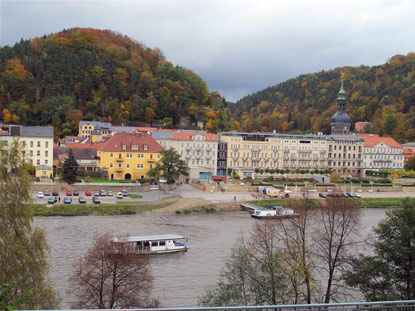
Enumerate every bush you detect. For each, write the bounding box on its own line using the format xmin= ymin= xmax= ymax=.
xmin=378 ymin=178 xmax=392 ymax=184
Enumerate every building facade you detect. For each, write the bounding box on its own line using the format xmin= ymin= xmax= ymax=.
xmin=161 ymin=132 xmax=218 ymax=180
xmin=219 ymin=132 xmax=328 ymax=178
xmin=354 ymin=134 xmax=404 ymax=174
xmin=97 ymin=132 xmax=163 ymax=180
xmin=327 ymin=135 xmax=364 ymax=177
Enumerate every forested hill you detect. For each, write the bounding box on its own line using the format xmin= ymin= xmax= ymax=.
xmin=230 ymin=53 xmax=415 ymax=143
xmin=0 ymin=28 xmax=234 ymax=137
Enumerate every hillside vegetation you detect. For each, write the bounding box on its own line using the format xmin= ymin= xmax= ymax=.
xmin=0 ymin=28 xmax=234 ymax=137
xmin=231 ymin=53 xmax=415 ymax=142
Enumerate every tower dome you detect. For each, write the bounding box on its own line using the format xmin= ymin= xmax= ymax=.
xmin=330 ymin=79 xmax=351 ymax=135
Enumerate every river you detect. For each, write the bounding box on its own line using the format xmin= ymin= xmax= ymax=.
xmin=33 ymin=208 xmax=386 ymax=308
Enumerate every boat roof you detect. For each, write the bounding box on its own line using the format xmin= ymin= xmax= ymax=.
xmin=125 ymin=234 xmax=185 ymax=242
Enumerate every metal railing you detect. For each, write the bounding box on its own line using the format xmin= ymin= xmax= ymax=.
xmin=47 ymin=300 xmax=415 ymax=311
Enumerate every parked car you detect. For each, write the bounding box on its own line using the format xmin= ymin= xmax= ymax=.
xmin=94 ymin=191 xmax=100 ymax=196
xmin=107 ymin=191 xmax=113 ymax=196
xmin=318 ymin=193 xmax=327 ymax=198
xmin=64 ymin=197 xmax=72 ymax=204
xmin=66 ymin=190 xmax=72 ymax=196
xmin=353 ymin=192 xmax=362 ymax=198
xmin=100 ymin=190 xmax=107 ymax=196
xmin=43 ymin=190 xmax=50 ymax=196
xmin=92 ymin=196 xmax=101 ymax=204
xmin=78 ymin=196 xmax=86 ymax=203
xmin=116 ymin=192 xmax=123 ymax=199
xmin=346 ymin=192 xmax=354 ymax=198
xmin=85 ymin=190 xmax=92 ymax=196
xmin=122 ymin=189 xmax=128 ymax=197
xmin=73 ymin=191 xmax=79 ymax=196
xmin=52 ymin=191 xmax=59 ymax=196
xmin=47 ymin=198 xmax=56 ymax=204
xmin=37 ymin=192 xmax=44 ymax=198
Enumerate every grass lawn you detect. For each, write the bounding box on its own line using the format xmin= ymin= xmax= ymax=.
xmin=30 ymin=197 xmax=178 ymax=216
xmin=83 ymin=178 xmax=137 ymax=183
xmin=128 ymin=194 xmax=143 ymax=199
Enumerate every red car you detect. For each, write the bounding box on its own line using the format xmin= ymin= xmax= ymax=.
xmin=66 ymin=190 xmax=72 ymax=196
xmin=85 ymin=190 xmax=92 ymax=196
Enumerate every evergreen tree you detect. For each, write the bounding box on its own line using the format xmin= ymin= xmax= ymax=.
xmin=62 ymin=149 xmax=78 ymax=184
xmin=150 ymin=148 xmax=189 ymax=186
xmin=0 ymin=139 xmax=59 ymax=308
xmin=344 ymin=198 xmax=415 ymax=301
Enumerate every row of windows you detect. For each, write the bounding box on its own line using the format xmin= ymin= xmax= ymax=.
xmin=109 ymin=153 xmax=160 ymax=159
xmin=29 ymin=150 xmax=48 ymax=157
xmin=109 ymin=163 xmax=153 ymax=169
xmin=23 ymin=141 xmax=49 ymax=148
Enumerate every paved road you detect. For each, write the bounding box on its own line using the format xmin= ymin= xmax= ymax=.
xmin=31 ymin=184 xmax=415 ymax=205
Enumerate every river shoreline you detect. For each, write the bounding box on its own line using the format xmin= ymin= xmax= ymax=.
xmin=30 ymin=197 xmax=412 ymax=217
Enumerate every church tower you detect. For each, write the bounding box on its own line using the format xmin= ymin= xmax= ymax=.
xmin=330 ymin=79 xmax=351 ymax=135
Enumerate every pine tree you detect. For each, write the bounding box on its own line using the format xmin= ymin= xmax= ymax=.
xmin=62 ymin=149 xmax=78 ymax=184
xmin=0 ymin=139 xmax=59 ymax=308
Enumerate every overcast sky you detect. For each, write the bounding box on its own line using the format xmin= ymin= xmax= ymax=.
xmin=1 ymin=0 xmax=414 ymax=102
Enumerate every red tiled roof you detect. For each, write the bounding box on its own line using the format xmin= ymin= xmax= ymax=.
xmin=168 ymin=132 xmax=218 ymax=142
xmin=99 ymin=132 xmax=164 ymax=153
xmin=65 ymin=143 xmax=104 ymax=149
xmin=353 ymin=133 xmax=402 ymax=148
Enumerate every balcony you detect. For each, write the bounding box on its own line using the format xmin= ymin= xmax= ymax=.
xmin=272 ymin=147 xmax=280 ymax=152
xmin=206 ymin=146 xmax=212 ymax=152
xmin=299 ymin=149 xmax=311 ymax=153
xmin=232 ymin=146 xmax=239 ymax=151
xmin=185 ymin=154 xmax=191 ymax=159
xmin=196 ymin=146 xmax=203 ymax=151
xmin=186 ymin=146 xmax=192 ymax=151
xmin=115 ymin=168 xmax=123 ymax=172
xmin=283 ymin=149 xmax=289 ymax=153
xmin=115 ymin=157 xmax=124 ymax=162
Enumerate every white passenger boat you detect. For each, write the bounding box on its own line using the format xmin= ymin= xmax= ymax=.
xmin=113 ymin=234 xmax=189 ymax=255
xmin=251 ymin=207 xmax=299 ymax=219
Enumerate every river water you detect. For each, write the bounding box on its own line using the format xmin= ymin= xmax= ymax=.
xmin=33 ymin=208 xmax=386 ymax=308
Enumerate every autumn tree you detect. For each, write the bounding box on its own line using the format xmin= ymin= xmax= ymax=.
xmin=69 ymin=233 xmax=155 ymax=309
xmin=0 ymin=139 xmax=59 ymax=309
xmin=315 ymin=197 xmax=363 ymax=303
xmin=274 ymin=198 xmax=317 ymax=304
xmin=199 ymin=221 xmax=289 ymax=306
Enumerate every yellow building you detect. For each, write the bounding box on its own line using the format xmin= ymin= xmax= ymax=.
xmin=97 ymin=132 xmax=163 ymax=180
xmin=79 ymin=121 xmax=112 ymax=138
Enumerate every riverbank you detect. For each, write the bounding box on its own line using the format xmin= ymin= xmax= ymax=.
xmin=30 ymin=197 xmax=412 ymax=216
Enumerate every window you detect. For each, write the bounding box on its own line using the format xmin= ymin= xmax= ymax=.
xmin=122 ymin=144 xmax=126 ymax=150
xmin=45 ymin=160 xmax=48 ymax=164
xmin=110 ymin=153 xmax=113 ymax=158
xmin=132 ymin=145 xmax=138 ymax=150
xmin=45 ymin=141 xmax=48 ymax=148
xmin=150 ymin=154 xmax=153 ymax=159
xmin=150 ymin=164 xmax=153 ymax=168
xmin=157 ymin=154 xmax=160 ymax=159
xmin=126 ymin=163 xmax=130 ymax=168
xmin=118 ymin=153 xmax=122 ymax=158
xmin=37 ymin=150 xmax=40 ymax=156
xmin=144 ymin=145 xmax=148 ymax=151
xmin=110 ymin=163 xmax=113 ymax=168
xmin=118 ymin=163 xmax=122 ymax=168
xmin=37 ymin=141 xmax=40 ymax=147
xmin=30 ymin=150 xmax=33 ymax=156
xmin=30 ymin=141 xmax=33 ymax=148
xmin=37 ymin=159 xmax=40 ymax=165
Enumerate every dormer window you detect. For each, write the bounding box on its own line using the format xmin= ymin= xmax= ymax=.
xmin=122 ymin=144 xmax=126 ymax=150
xmin=114 ymin=144 xmax=118 ymax=149
xmin=132 ymin=144 xmax=138 ymax=150
xmin=144 ymin=145 xmax=148 ymax=151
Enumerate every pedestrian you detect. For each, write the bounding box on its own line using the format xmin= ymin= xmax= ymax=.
xmin=234 ymin=196 xmax=236 ymax=201
xmin=58 ymin=196 xmax=60 ymax=202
